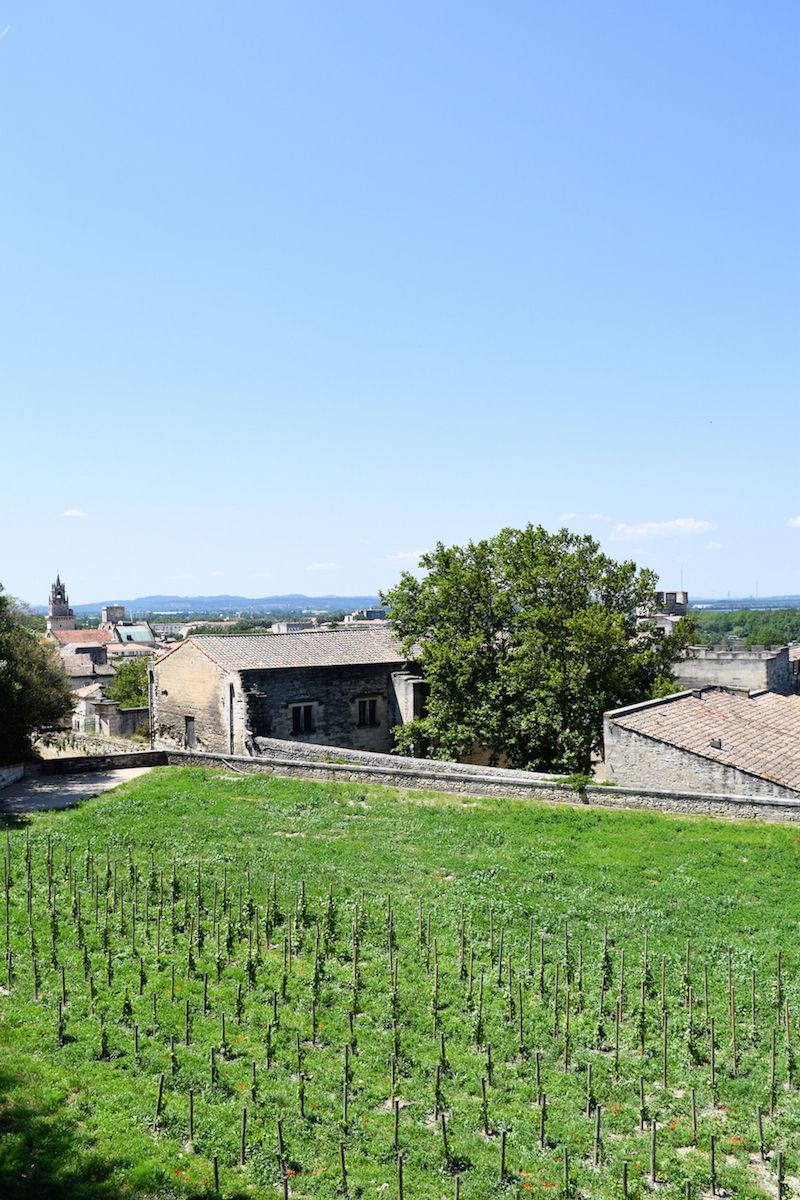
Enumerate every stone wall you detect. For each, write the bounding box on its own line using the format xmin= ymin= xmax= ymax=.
xmin=602 ymin=719 xmax=798 ymax=799
xmin=0 ymin=764 xmax=24 ymax=790
xmin=109 ymin=707 xmax=149 ymax=739
xmin=13 ymin=747 xmax=800 ymax=822
xmin=166 ymin=748 xmax=800 ymax=823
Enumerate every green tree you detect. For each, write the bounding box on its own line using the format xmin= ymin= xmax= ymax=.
xmin=107 ymin=657 xmax=149 ymax=709
xmin=0 ymin=585 xmax=75 ymax=763
xmin=383 ymin=525 xmax=694 ymax=773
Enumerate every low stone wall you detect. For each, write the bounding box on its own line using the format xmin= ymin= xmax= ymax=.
xmin=0 ymin=765 xmax=24 ymax=791
xmin=16 ymin=747 xmax=800 ymax=824
xmin=166 ymin=749 xmax=800 ymax=823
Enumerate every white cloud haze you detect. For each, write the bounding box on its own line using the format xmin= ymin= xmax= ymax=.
xmin=612 ymin=517 xmax=715 ymax=540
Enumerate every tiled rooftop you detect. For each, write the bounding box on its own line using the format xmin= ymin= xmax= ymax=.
xmin=63 ymin=659 xmax=116 ymax=677
xmin=173 ymin=625 xmax=410 ymax=672
xmin=52 ymin=629 xmax=115 ymax=645
xmin=609 ymin=689 xmax=800 ymax=792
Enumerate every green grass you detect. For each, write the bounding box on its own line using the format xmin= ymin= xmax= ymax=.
xmin=1 ymin=767 xmax=799 ymax=1199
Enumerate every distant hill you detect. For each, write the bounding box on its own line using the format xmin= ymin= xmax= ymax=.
xmin=32 ymin=593 xmax=383 ymax=616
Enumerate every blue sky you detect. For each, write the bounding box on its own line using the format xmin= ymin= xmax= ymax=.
xmin=1 ymin=2 xmax=797 ymax=606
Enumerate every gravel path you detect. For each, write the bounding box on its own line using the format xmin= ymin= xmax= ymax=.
xmin=0 ymin=767 xmax=152 ymax=815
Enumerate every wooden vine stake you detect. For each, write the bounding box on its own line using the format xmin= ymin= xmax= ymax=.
xmin=153 ymin=1072 xmax=165 ymax=1131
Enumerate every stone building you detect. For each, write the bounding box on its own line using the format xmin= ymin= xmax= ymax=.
xmin=72 ymin=684 xmax=148 ymax=738
xmin=60 ymin=645 xmax=117 ymax=692
xmin=150 ymin=625 xmax=424 ymax=755
xmin=604 ymin=687 xmax=800 ymax=798
xmin=45 ymin=574 xmax=76 ymax=636
xmin=674 ymin=645 xmax=800 ymax=695
xmin=655 ymin=590 xmax=689 ymax=616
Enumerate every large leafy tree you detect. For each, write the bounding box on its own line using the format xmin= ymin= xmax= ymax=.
xmin=383 ymin=525 xmax=694 ymax=773
xmin=0 ymin=584 xmax=75 ymax=763
xmin=107 ymin=657 xmax=149 ymax=709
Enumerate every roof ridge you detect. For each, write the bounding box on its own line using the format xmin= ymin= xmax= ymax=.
xmin=194 ymin=625 xmax=390 ymax=640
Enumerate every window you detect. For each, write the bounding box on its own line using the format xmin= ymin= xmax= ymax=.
xmin=184 ymin=715 xmax=196 ymax=749
xmin=291 ymin=704 xmax=314 ymax=735
xmin=357 ymin=698 xmax=378 ymax=727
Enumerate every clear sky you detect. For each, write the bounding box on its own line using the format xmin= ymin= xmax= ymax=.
xmin=1 ymin=1 xmax=797 ymax=606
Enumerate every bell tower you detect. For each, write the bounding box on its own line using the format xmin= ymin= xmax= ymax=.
xmin=46 ymin=573 xmax=76 ymax=635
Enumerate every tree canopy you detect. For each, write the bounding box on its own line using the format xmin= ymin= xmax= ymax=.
xmin=106 ymin=657 xmax=149 ymax=709
xmin=693 ymin=607 xmax=800 ymax=649
xmin=0 ymin=585 xmax=74 ymax=763
xmin=383 ymin=525 xmax=694 ymax=773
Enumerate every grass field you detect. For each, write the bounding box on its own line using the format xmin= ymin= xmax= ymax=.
xmin=1 ymin=767 xmax=799 ymax=1199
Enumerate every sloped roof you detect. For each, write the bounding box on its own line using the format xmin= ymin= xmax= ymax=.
xmin=608 ymin=689 xmax=800 ymax=792
xmin=113 ymin=624 xmax=154 ymax=644
xmin=74 ymin=683 xmax=107 ymax=700
xmin=63 ymin=659 xmax=116 ymax=678
xmin=52 ymin=629 xmax=115 ymax=646
xmin=160 ymin=625 xmax=409 ymax=672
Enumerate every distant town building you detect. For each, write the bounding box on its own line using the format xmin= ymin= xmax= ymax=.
xmin=49 ymin=626 xmax=116 ymax=650
xmin=655 ymin=590 xmax=689 ymax=616
xmin=100 ymin=605 xmax=126 ymax=626
xmin=343 ymin=607 xmax=388 ymax=624
xmin=150 ymin=625 xmax=424 ymax=756
xmin=71 ymin=683 xmax=148 ymax=739
xmin=649 ymin=590 xmax=690 ymax=636
xmin=270 ymin=620 xmax=319 ymax=634
xmin=60 ymin=644 xmax=116 ymax=692
xmin=45 ymin=574 xmax=76 ymax=636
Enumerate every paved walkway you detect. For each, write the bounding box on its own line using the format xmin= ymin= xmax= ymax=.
xmin=0 ymin=767 xmax=152 ymax=815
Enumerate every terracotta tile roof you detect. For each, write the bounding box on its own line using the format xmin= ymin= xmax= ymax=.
xmin=609 ymin=689 xmax=800 ymax=792
xmin=171 ymin=625 xmax=410 ymax=672
xmin=52 ymin=629 xmax=115 ymax=645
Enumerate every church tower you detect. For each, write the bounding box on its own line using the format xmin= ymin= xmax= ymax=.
xmin=46 ymin=573 xmax=76 ymax=636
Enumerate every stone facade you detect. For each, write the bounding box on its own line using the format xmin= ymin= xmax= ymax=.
xmin=150 ymin=639 xmax=235 ymax=752
xmin=675 ymin=645 xmax=800 ymax=694
xmin=246 ymin=664 xmax=410 ymax=751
